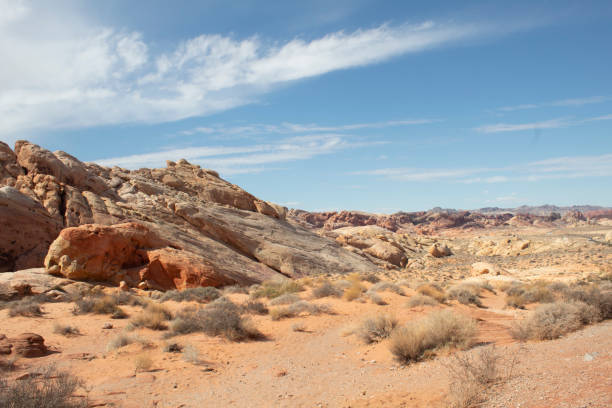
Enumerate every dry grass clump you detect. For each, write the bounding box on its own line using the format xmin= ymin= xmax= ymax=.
xmin=312 ymin=281 xmax=343 ymax=298
xmin=343 ymin=282 xmax=365 ymax=301
xmin=250 ymin=280 xmax=304 ymax=300
xmin=446 ymin=346 xmax=501 ymax=408
xmin=53 ymin=323 xmax=80 ymax=337
xmin=447 ymin=283 xmax=483 ymax=307
xmin=367 ymin=281 xmax=404 ymax=296
xmin=389 ymin=310 xmax=477 ymax=365
xmin=106 ymin=334 xmax=136 ymax=351
xmin=163 ymin=342 xmax=182 ymax=353
xmin=112 ymin=292 xmax=146 ymax=306
xmin=360 ymin=273 xmax=381 ymax=284
xmin=182 ymin=344 xmax=200 ymax=364
xmin=416 ymin=283 xmax=446 ymax=303
xmin=8 ymin=297 xmax=44 ymax=317
xmin=160 ymin=287 xmax=221 ymax=303
xmin=367 ymin=292 xmax=387 ymax=305
xmin=406 ymin=294 xmax=438 ymax=307
xmin=504 ymin=281 xmax=556 ymax=308
xmin=0 ymin=365 xmax=86 ymax=408
xmin=269 ymin=293 xmax=301 ymax=305
xmin=73 ymin=295 xmax=127 ymax=318
xmin=169 ymin=298 xmax=263 ymax=341
xmin=134 ymin=354 xmax=153 ymax=373
xmin=510 ymin=301 xmax=601 ymax=341
xmin=269 ymin=300 xmax=333 ymax=321
xmin=128 ymin=303 xmax=173 ymax=331
xmin=562 ymin=284 xmax=612 ymax=319
xmin=357 ymin=315 xmax=398 ymax=344
xmin=241 ymin=300 xmax=269 ymax=314
xmin=222 ymin=285 xmax=249 ymax=294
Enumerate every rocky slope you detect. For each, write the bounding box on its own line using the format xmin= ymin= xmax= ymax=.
xmin=0 ymin=140 xmax=376 ymax=289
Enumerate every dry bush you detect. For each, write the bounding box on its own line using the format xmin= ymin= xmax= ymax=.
xmin=446 ymin=346 xmax=501 ymax=408
xmin=170 ymin=298 xmax=263 ymax=341
xmin=406 ymin=294 xmax=438 ymax=307
xmin=312 ymin=281 xmax=343 ymax=298
xmin=112 ymin=292 xmax=146 ymax=306
xmin=0 ymin=357 xmax=17 ymax=373
xmin=368 ymin=281 xmax=404 ymax=296
xmin=163 ymin=342 xmax=182 ymax=353
xmin=360 ymin=274 xmax=381 ymax=284
xmin=505 ymin=281 xmax=556 ymax=308
xmin=250 ymin=280 xmax=304 ymax=300
xmin=269 ymin=293 xmax=301 ymax=305
xmin=128 ymin=304 xmax=172 ymax=331
xmin=269 ymin=301 xmax=333 ymax=321
xmin=0 ymin=365 xmax=86 ymax=408
xmin=447 ymin=284 xmax=482 ymax=307
xmin=106 ymin=334 xmax=135 ymax=351
xmin=222 ymin=285 xmax=249 ymax=294
xmin=562 ymin=284 xmax=612 ymax=319
xmin=416 ymin=283 xmax=446 ymax=303
xmin=292 ymin=322 xmax=307 ymax=332
xmin=343 ymin=282 xmax=365 ymax=301
xmin=389 ymin=310 xmax=477 ymax=364
xmin=242 ymin=300 xmax=269 ymax=315
xmin=346 ymin=272 xmax=364 ymax=284
xmin=8 ymin=297 xmax=44 ymax=317
xmin=134 ymin=354 xmax=153 ymax=373
xmin=53 ymin=323 xmax=80 ymax=337
xmin=367 ymin=292 xmax=387 ymax=305
xmin=160 ymin=287 xmax=221 ymax=303
xmin=357 ymin=315 xmax=398 ymax=344
xmin=73 ymin=295 xmax=127 ymax=317
xmin=510 ymin=301 xmax=601 ymax=341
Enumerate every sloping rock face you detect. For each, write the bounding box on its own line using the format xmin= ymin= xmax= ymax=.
xmin=1 ymin=140 xmax=376 ymax=288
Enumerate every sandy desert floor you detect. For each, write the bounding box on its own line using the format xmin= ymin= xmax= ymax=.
xmin=1 ymin=223 xmax=611 ymax=408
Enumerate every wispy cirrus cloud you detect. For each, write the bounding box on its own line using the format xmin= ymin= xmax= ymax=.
xmin=178 ymin=118 xmax=440 ymax=137
xmin=351 ymin=153 xmax=612 ymax=183
xmin=96 ymin=134 xmax=384 ymax=174
xmin=475 ymin=113 xmax=612 ymax=133
xmin=496 ymin=95 xmax=612 ymax=112
xmin=0 ymin=0 xmax=532 ymax=136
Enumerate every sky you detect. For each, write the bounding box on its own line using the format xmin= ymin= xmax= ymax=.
xmin=1 ymin=0 xmax=611 ymax=212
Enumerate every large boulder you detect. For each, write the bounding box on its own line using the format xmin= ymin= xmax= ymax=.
xmin=10 ymin=333 xmax=47 ymax=358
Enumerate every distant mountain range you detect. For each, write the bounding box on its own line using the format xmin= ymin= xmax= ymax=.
xmin=475 ymin=205 xmax=611 ymax=216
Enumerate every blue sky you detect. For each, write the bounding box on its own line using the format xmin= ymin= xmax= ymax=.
xmin=1 ymin=0 xmax=611 ymax=212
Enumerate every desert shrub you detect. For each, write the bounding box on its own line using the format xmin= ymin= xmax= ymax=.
xmin=0 ymin=357 xmax=17 ymax=373
xmin=346 ymin=272 xmax=364 ymax=283
xmin=134 ymin=354 xmax=153 ymax=373
xmin=128 ymin=304 xmax=172 ymax=331
xmin=446 ymin=346 xmax=500 ymax=408
xmin=312 ymin=281 xmax=343 ymax=298
xmin=0 ymin=365 xmax=86 ymax=408
xmin=73 ymin=295 xmax=125 ymax=316
xmin=389 ymin=310 xmax=477 ymax=364
xmin=250 ymin=280 xmax=304 ymax=300
xmin=448 ymin=284 xmax=482 ymax=307
xmin=357 ymin=315 xmax=398 ymax=344
xmin=112 ymin=292 xmax=146 ymax=306
xmin=367 ymin=292 xmax=387 ymax=305
xmin=170 ymin=299 xmax=262 ymax=341
xmin=368 ymin=281 xmax=404 ymax=296
xmin=343 ymin=282 xmax=365 ymax=301
xmin=269 ymin=294 xmax=301 ymax=306
xmin=416 ymin=283 xmax=446 ymax=303
xmin=406 ymin=294 xmax=438 ymax=307
xmin=269 ymin=301 xmax=333 ymax=321
xmin=242 ymin=300 xmax=269 ymax=314
xmin=334 ymin=280 xmax=353 ymax=290
xmin=222 ymin=285 xmax=248 ymax=294
xmin=562 ymin=285 xmax=612 ymax=319
xmin=292 ymin=322 xmax=307 ymax=332
xmin=505 ymin=294 xmax=527 ymax=309
xmin=106 ymin=334 xmax=135 ymax=351
xmin=361 ymin=274 xmax=381 ymax=284
xmin=8 ymin=297 xmax=44 ymax=317
xmin=160 ymin=287 xmax=221 ymax=303
xmin=505 ymin=281 xmax=557 ymax=308
xmin=510 ymin=301 xmax=601 ymax=341
xmin=53 ymin=323 xmax=80 ymax=337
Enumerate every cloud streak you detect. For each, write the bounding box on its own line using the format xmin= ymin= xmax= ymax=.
xmin=0 ymin=1 xmax=520 ymax=136
xmin=351 ymin=153 xmax=612 ymax=183
xmin=96 ymin=134 xmax=383 ymax=175
xmin=475 ymin=114 xmax=612 ymax=133
xmin=496 ymin=95 xmax=612 ymax=112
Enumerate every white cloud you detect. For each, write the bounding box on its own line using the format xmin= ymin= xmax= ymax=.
xmin=496 ymin=95 xmax=611 ymax=112
xmin=0 ymin=1 xmax=512 ymax=136
xmin=95 ymin=133 xmax=379 ymax=175
xmin=475 ymin=118 xmax=570 ymax=133
xmin=352 ymin=153 xmax=612 ymax=183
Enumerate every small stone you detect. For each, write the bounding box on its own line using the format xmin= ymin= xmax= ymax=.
xmin=583 ymin=353 xmax=594 ymax=362
xmin=102 ymin=323 xmax=113 ymax=329
xmin=119 ymin=281 xmax=129 ymax=291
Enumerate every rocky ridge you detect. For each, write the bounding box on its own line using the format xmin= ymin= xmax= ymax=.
xmin=0 ymin=140 xmax=376 ymax=289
